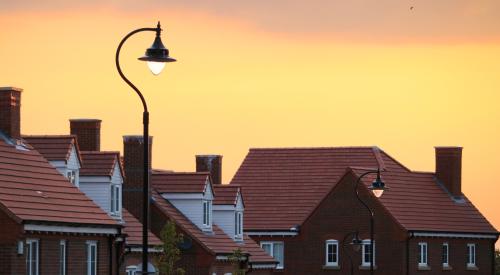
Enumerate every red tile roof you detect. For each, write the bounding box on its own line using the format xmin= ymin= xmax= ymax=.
xmin=122 ymin=208 xmax=162 ymax=246
xmin=230 ymin=147 xmax=381 ymax=231
xmin=23 ymin=135 xmax=82 ymax=164
xmin=351 ymin=165 xmax=497 ymax=234
xmin=0 ymin=137 xmax=117 ymax=226
xmin=151 ymin=190 xmax=276 ymax=265
xmin=152 ymin=172 xmax=211 ymax=193
xmin=80 ymin=151 xmax=122 ymax=177
xmin=230 ymin=147 xmax=497 ymax=234
xmin=213 ymin=184 xmax=242 ymax=206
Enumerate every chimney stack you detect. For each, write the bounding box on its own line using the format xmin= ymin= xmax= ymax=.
xmin=435 ymin=147 xmax=463 ymax=198
xmin=0 ymin=87 xmax=22 ymax=140
xmin=70 ymin=119 xmax=102 ymax=151
xmin=122 ymin=135 xmax=153 ymax=222
xmin=196 ymin=155 xmax=222 ymax=185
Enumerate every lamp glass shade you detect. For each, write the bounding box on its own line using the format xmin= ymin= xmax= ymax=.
xmin=372 ymin=189 xmax=384 ymax=198
xmin=147 ymin=61 xmax=166 ymax=75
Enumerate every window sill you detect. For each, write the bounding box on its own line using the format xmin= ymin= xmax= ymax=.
xmin=418 ymin=264 xmax=431 ymax=270
xmin=323 ymin=265 xmax=340 ymax=270
xmin=442 ymin=264 xmax=452 ymax=271
xmin=466 ymin=265 xmax=479 ymax=271
xmin=359 ymin=265 xmax=377 ymax=270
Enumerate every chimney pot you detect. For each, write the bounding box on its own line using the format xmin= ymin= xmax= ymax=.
xmin=196 ymin=155 xmax=222 ymax=185
xmin=70 ymin=119 xmax=101 ymax=151
xmin=0 ymin=87 xmax=22 ymax=140
xmin=435 ymin=147 xmax=463 ymax=198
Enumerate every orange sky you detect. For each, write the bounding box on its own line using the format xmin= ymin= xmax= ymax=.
xmin=1 ymin=2 xmax=500 ymax=245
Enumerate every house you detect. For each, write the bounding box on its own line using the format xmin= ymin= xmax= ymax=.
xmin=230 ymin=147 xmax=499 ymax=274
xmin=0 ymin=87 xmax=123 ymax=275
xmin=25 ymin=119 xmax=161 ymax=274
xmin=122 ymin=137 xmax=277 ymax=274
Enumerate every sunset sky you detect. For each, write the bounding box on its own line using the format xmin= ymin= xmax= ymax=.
xmin=1 ymin=1 xmax=500 ymax=244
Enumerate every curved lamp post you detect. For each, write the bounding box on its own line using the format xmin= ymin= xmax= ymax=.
xmin=354 ymin=169 xmax=387 ymax=275
xmin=342 ymin=231 xmax=362 ymax=275
xmin=115 ymin=22 xmax=176 ymax=274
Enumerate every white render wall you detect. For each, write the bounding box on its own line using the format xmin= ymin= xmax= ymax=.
xmin=79 ymin=163 xmax=123 ymax=220
xmin=163 ymin=179 xmax=214 ymax=232
xmin=213 ymin=192 xmax=244 ymax=241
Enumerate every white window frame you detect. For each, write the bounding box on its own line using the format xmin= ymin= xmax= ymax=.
xmin=325 ymin=240 xmax=339 ymax=266
xmin=26 ymin=239 xmax=39 ymax=275
xmin=442 ymin=242 xmax=449 ymax=267
xmin=418 ymin=242 xmax=428 ymax=267
xmin=126 ymin=265 xmax=137 ymax=275
xmin=66 ymin=170 xmax=77 ymax=185
xmin=467 ymin=243 xmax=476 ymax=268
xmin=59 ymin=240 xmax=67 ymax=275
xmin=86 ymin=241 xmax=98 ymax=275
xmin=235 ymin=211 xmax=243 ymax=238
xmin=202 ymin=200 xmax=211 ymax=227
xmin=260 ymin=241 xmax=284 ymax=269
xmin=110 ymin=184 xmax=121 ymax=216
xmin=361 ymin=239 xmax=375 ymax=267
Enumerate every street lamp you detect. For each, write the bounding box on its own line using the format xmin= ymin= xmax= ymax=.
xmin=115 ymin=21 xmax=176 ymax=274
xmin=354 ymin=169 xmax=387 ymax=275
xmin=342 ymin=231 xmax=362 ymax=275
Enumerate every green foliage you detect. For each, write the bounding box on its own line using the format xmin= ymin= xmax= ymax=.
xmin=228 ymin=248 xmax=246 ymax=275
xmin=155 ymin=220 xmax=185 ymax=275
xmin=495 ymin=249 xmax=500 ymax=275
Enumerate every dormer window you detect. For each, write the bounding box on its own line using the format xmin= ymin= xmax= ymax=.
xmin=66 ymin=170 xmax=77 ymax=186
xmin=235 ymin=211 xmax=243 ymax=238
xmin=202 ymin=200 xmax=212 ymax=228
xmin=110 ymin=184 xmax=121 ymax=216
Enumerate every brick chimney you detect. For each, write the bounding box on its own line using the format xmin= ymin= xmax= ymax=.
xmin=196 ymin=155 xmax=222 ymax=185
xmin=122 ymin=135 xmax=153 ymax=222
xmin=70 ymin=119 xmax=101 ymax=151
xmin=0 ymin=87 xmax=22 ymax=140
xmin=435 ymin=147 xmax=463 ymax=198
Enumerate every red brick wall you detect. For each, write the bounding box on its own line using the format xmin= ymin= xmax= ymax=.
xmin=408 ymin=237 xmax=494 ymax=275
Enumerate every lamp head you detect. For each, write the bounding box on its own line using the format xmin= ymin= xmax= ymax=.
xmin=350 ymin=232 xmax=362 ymax=252
xmin=138 ymin=22 xmax=176 ymax=75
xmin=368 ymin=169 xmax=388 ymax=198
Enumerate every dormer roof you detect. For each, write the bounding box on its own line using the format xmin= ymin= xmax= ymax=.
xmin=152 ymin=171 xmax=214 ymax=195
xmin=213 ymin=184 xmax=244 ymax=207
xmin=80 ymin=151 xmax=122 ymax=178
xmin=23 ymin=135 xmax=82 ymax=165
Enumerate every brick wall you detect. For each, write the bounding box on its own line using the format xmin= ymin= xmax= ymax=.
xmin=408 ymin=237 xmax=494 ymax=275
xmin=70 ymin=119 xmax=102 ymax=151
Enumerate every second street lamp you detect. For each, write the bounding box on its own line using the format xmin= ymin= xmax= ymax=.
xmin=354 ymin=169 xmax=388 ymax=275
xmin=115 ymin=21 xmax=176 ymax=274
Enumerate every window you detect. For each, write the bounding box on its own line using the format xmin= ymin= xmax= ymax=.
xmin=86 ymin=241 xmax=97 ymax=275
xmin=59 ymin=240 xmax=67 ymax=275
xmin=26 ymin=239 xmax=39 ymax=275
xmin=126 ymin=265 xmax=137 ymax=275
xmin=467 ymin=243 xmax=476 ymax=268
xmin=418 ymin=242 xmax=428 ymax=266
xmin=202 ymin=200 xmax=211 ymax=227
xmin=235 ymin=212 xmax=243 ymax=238
xmin=325 ymin=240 xmax=339 ymax=266
xmin=442 ymin=243 xmax=449 ymax=267
xmin=362 ymin=240 xmax=375 ymax=266
xmin=261 ymin=241 xmax=284 ymax=269
xmin=66 ymin=170 xmax=77 ymax=185
xmin=110 ymin=185 xmax=120 ymax=215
